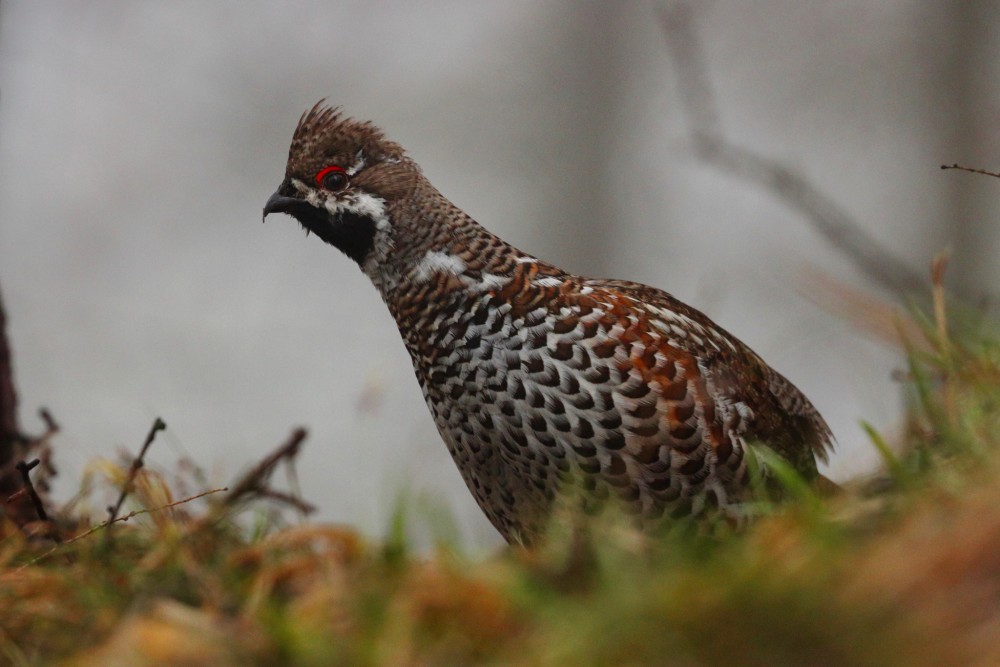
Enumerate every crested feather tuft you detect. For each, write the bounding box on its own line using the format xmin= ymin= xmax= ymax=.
xmin=289 ymin=100 xmax=405 ymax=171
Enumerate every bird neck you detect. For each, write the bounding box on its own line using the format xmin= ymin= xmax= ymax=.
xmin=361 ymin=191 xmax=557 ymax=345
xmin=362 ymin=189 xmax=501 ymax=295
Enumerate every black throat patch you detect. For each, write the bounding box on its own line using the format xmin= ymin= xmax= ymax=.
xmin=290 ymin=204 xmax=378 ymax=265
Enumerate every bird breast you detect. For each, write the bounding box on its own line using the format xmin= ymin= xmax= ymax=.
xmin=394 ymin=266 xmax=754 ymax=540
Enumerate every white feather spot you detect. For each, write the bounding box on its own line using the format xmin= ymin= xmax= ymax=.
xmin=306 ymin=190 xmax=324 ymax=208
xmin=467 ymin=273 xmax=510 ymax=292
xmin=414 ymin=250 xmax=467 ymax=282
xmin=345 ymin=192 xmax=390 ymax=230
xmin=534 ymin=277 xmax=563 ymax=288
xmin=347 ymin=152 xmax=366 ymax=176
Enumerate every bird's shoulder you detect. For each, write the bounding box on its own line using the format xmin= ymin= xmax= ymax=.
xmin=539 ymin=274 xmax=834 ymax=463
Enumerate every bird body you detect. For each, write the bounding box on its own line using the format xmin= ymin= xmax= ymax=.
xmin=264 ymin=104 xmax=834 ymax=544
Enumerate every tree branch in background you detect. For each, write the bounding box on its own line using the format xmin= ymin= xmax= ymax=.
xmin=656 ymin=1 xmax=927 ymax=299
xmin=222 ymin=427 xmax=314 ymax=516
xmin=941 ymin=163 xmax=1000 ymax=179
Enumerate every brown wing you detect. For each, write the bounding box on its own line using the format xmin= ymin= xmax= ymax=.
xmin=583 ymin=278 xmax=834 ymax=473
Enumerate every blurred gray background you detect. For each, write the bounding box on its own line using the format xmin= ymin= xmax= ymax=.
xmin=2 ymin=2 xmax=998 ymax=549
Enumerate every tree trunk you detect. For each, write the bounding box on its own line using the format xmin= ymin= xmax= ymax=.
xmin=0 ymin=284 xmax=21 ymax=480
xmin=0 ymin=283 xmax=35 ymax=527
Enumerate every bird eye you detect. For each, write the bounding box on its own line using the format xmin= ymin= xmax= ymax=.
xmin=315 ymin=165 xmax=349 ymax=191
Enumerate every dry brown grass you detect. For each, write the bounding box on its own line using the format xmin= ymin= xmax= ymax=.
xmin=2 ymin=278 xmax=999 ymax=666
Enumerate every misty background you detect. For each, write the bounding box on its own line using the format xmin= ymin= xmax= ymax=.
xmin=2 ymin=2 xmax=998 ymax=549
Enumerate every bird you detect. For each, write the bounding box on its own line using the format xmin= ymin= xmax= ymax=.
xmin=263 ymin=102 xmax=834 ymax=545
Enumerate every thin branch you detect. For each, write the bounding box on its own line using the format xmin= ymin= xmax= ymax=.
xmin=107 ymin=417 xmax=167 ymax=525
xmin=17 ymin=487 xmax=228 ymax=571
xmin=656 ymin=1 xmax=927 ymax=299
xmin=223 ymin=427 xmax=310 ymax=511
xmin=0 ymin=408 xmax=60 ymax=542
xmin=13 ymin=459 xmax=49 ymax=521
xmin=3 ymin=409 xmax=59 ymax=492
xmin=941 ymin=163 xmax=1000 ymax=179
xmin=28 ymin=408 xmax=60 ymax=495
xmin=38 ymin=408 xmax=58 ymax=435
xmin=697 ymin=137 xmax=927 ymax=296
xmin=4 ymin=457 xmax=60 ymax=542
xmin=256 ymin=488 xmax=316 ymax=515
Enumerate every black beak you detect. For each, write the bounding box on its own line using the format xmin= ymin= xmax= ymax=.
xmin=262 ymin=190 xmax=304 ymax=223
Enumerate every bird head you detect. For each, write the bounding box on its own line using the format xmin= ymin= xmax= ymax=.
xmin=263 ymin=102 xmax=422 ymax=267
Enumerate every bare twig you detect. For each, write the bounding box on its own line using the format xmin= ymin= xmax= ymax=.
xmin=941 ymin=163 xmax=1000 ymax=179
xmin=656 ymin=1 xmax=926 ymax=298
xmin=107 ymin=417 xmax=167 ymax=525
xmin=18 ymin=487 xmax=228 ymax=570
xmin=2 ymin=409 xmax=60 ymax=512
xmin=13 ymin=459 xmax=49 ymax=521
xmin=256 ymin=488 xmax=316 ymax=515
xmin=223 ymin=427 xmax=312 ymax=514
xmin=2 ymin=458 xmax=61 ymax=542
xmin=28 ymin=407 xmax=60 ymax=495
xmin=38 ymin=408 xmax=58 ymax=434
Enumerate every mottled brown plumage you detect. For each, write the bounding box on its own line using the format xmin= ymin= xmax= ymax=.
xmin=264 ymin=103 xmax=834 ymax=544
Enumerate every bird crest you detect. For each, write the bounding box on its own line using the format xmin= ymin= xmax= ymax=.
xmin=287 ymin=101 xmax=405 ymax=178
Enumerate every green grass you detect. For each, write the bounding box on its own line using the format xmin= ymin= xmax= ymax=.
xmin=2 ymin=288 xmax=999 ymax=666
